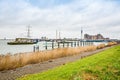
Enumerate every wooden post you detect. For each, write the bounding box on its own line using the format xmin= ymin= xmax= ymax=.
xmin=63 ymin=42 xmax=64 ymax=48
xmin=33 ymin=45 xmax=39 ymax=52
xmin=83 ymin=41 xmax=84 ymax=46
xmin=77 ymin=41 xmax=79 ymax=46
xmin=37 ymin=45 xmax=39 ymax=52
xmin=33 ymin=46 xmax=35 ymax=52
xmin=86 ymin=42 xmax=88 ymax=46
xmin=71 ymin=42 xmax=73 ymax=47
xmin=80 ymin=41 xmax=82 ymax=46
xmin=67 ymin=42 xmax=69 ymax=47
xmin=88 ymin=42 xmax=90 ymax=46
xmin=52 ymin=41 xmax=54 ymax=49
xmin=74 ymin=41 xmax=76 ymax=47
xmin=91 ymin=42 xmax=93 ymax=45
xmin=90 ymin=42 xmax=91 ymax=45
xmin=58 ymin=42 xmax=60 ymax=48
xmin=84 ymin=41 xmax=86 ymax=46
xmin=45 ymin=41 xmax=47 ymax=50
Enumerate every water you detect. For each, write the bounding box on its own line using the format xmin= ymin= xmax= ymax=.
xmin=0 ymin=39 xmax=107 ymax=55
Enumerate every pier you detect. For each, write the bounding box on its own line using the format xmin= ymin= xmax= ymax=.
xmin=32 ymin=38 xmax=120 ymax=52
xmin=33 ymin=39 xmax=94 ymax=52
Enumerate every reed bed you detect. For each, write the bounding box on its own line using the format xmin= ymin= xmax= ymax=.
xmin=97 ymin=44 xmax=106 ymax=49
xmin=0 ymin=42 xmax=117 ymax=71
xmin=106 ymin=41 xmax=117 ymax=47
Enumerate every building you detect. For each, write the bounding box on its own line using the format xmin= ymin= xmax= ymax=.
xmin=84 ymin=34 xmax=108 ymax=40
xmin=41 ymin=36 xmax=48 ymax=40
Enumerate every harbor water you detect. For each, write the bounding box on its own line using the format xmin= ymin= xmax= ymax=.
xmin=0 ymin=39 xmax=107 ymax=55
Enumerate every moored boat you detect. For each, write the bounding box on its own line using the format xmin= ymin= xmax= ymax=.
xmin=7 ymin=38 xmax=37 ymax=45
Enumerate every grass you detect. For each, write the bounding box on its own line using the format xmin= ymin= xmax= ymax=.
xmin=18 ymin=44 xmax=120 ymax=80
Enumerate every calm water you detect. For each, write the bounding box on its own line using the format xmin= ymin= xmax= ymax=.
xmin=0 ymin=40 xmax=61 ymax=55
xmin=0 ymin=39 xmax=35 ymax=55
xmin=0 ymin=39 xmax=107 ymax=55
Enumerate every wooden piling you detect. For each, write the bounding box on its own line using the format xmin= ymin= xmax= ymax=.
xmin=71 ymin=42 xmax=73 ymax=47
xmin=80 ymin=41 xmax=82 ymax=46
xmin=83 ymin=41 xmax=84 ymax=46
xmin=63 ymin=42 xmax=64 ymax=48
xmin=74 ymin=41 xmax=76 ymax=47
xmin=67 ymin=42 xmax=69 ymax=47
xmin=33 ymin=45 xmax=39 ymax=52
xmin=37 ymin=46 xmax=39 ymax=51
xmin=77 ymin=41 xmax=79 ymax=46
xmin=58 ymin=42 xmax=60 ymax=48
xmin=52 ymin=41 xmax=54 ymax=49
xmin=33 ymin=46 xmax=35 ymax=52
xmin=45 ymin=41 xmax=47 ymax=50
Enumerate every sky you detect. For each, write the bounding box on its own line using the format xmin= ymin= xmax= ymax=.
xmin=0 ymin=0 xmax=120 ymax=39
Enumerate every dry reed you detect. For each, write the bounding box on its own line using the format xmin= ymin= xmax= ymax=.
xmin=0 ymin=42 xmax=117 ymax=71
xmin=97 ymin=44 xmax=106 ymax=49
xmin=106 ymin=42 xmax=117 ymax=47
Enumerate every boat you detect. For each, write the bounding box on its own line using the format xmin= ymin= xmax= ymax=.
xmin=7 ymin=38 xmax=38 ymax=45
xmin=7 ymin=25 xmax=38 ymax=45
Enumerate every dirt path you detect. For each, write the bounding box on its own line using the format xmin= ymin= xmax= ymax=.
xmin=0 ymin=47 xmax=111 ymax=80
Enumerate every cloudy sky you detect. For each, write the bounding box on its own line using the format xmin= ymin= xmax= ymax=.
xmin=0 ymin=0 xmax=120 ymax=39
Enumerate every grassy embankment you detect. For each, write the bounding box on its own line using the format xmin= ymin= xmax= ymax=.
xmin=18 ymin=44 xmax=120 ymax=80
xmin=0 ymin=42 xmax=117 ymax=71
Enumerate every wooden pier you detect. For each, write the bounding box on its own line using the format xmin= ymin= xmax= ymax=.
xmin=44 ymin=40 xmax=93 ymax=50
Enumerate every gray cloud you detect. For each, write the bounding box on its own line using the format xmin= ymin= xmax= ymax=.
xmin=0 ymin=0 xmax=120 ymax=39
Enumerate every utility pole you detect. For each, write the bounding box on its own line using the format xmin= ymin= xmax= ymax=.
xmin=81 ymin=27 xmax=83 ymax=46
xmin=81 ymin=27 xmax=83 ymax=40
xmin=56 ymin=30 xmax=58 ymax=41
xmin=27 ymin=25 xmax=31 ymax=38
xmin=59 ymin=31 xmax=61 ymax=39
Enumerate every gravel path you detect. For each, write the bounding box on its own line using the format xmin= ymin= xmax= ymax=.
xmin=0 ymin=47 xmax=111 ymax=80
